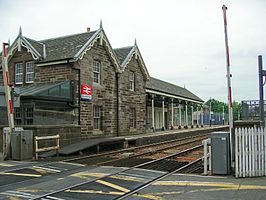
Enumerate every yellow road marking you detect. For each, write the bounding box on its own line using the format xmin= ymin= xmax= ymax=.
xmin=0 ymin=172 xmax=41 ymax=177
xmin=109 ymin=175 xmax=144 ymax=182
xmin=17 ymin=189 xmax=41 ymax=193
xmin=70 ymin=172 xmax=108 ymax=179
xmin=70 ymin=172 xmax=145 ymax=182
xmin=59 ymin=161 xmax=86 ymax=167
xmin=65 ymin=189 xmax=162 ymax=200
xmin=96 ymin=180 xmax=130 ymax=193
xmin=0 ymin=163 xmax=14 ymax=167
xmin=9 ymin=197 xmax=20 ymax=200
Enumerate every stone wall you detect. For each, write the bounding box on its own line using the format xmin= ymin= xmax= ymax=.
xmin=119 ymin=56 xmax=147 ymax=136
xmin=77 ymin=40 xmax=117 ymax=137
xmin=0 ymin=125 xmax=81 ymax=155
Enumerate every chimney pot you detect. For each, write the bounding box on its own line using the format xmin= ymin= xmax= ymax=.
xmin=87 ymin=27 xmax=90 ymax=32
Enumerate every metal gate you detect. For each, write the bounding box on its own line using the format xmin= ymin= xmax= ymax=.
xmin=235 ymin=127 xmax=266 ymax=177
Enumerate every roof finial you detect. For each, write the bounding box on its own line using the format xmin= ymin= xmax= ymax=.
xmin=100 ymin=20 xmax=103 ymax=29
xmin=8 ymin=38 xmax=10 ymax=46
xmin=134 ymin=38 xmax=137 ymax=47
xmin=19 ymin=26 xmax=22 ymax=36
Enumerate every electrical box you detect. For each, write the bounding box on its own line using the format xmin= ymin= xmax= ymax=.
xmin=211 ymin=132 xmax=230 ymax=175
xmin=11 ymin=128 xmax=33 ymax=160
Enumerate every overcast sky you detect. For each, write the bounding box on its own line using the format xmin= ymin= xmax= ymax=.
xmin=1 ymin=0 xmax=266 ymax=103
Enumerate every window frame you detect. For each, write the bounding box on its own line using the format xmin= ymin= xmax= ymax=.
xmin=24 ymin=106 xmax=34 ymax=125
xmin=129 ymin=71 xmax=135 ymax=91
xmin=129 ymin=107 xmax=136 ymax=128
xmin=25 ymin=61 xmax=34 ymax=83
xmin=93 ymin=60 xmax=101 ymax=84
xmin=15 ymin=63 xmax=23 ymax=85
xmin=93 ymin=105 xmax=102 ymax=130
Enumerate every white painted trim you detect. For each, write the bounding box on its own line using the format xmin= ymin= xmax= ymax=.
xmin=146 ymin=89 xmax=203 ymax=104
xmin=36 ymin=60 xmax=68 ymax=67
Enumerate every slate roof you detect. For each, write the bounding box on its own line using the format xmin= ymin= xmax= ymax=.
xmin=38 ymin=31 xmax=97 ymax=62
xmin=24 ymin=37 xmax=44 ymax=56
xmin=146 ymin=77 xmax=203 ymax=103
xmin=113 ymin=46 xmax=134 ymax=65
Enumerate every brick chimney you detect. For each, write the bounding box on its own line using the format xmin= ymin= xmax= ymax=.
xmin=87 ymin=27 xmax=90 ymax=32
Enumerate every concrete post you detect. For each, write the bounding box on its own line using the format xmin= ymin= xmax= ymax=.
xmin=179 ymin=103 xmax=182 ymax=129
xmin=162 ymin=97 xmax=165 ymax=130
xmin=171 ymin=99 xmax=174 ymax=130
xmin=152 ymin=95 xmax=155 ymax=131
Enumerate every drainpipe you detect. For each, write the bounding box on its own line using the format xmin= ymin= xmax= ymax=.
xmin=72 ymin=67 xmax=81 ymax=125
xmin=116 ymin=72 xmax=120 ymax=137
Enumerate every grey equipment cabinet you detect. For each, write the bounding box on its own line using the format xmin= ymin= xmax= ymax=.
xmin=11 ymin=128 xmax=33 ymax=160
xmin=211 ymin=132 xmax=230 ymax=175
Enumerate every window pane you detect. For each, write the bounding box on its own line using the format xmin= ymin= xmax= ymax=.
xmin=48 ymin=86 xmax=60 ymax=96
xmin=26 ymin=62 xmax=34 ymax=83
xmin=93 ymin=61 xmax=101 ymax=84
xmin=129 ymin=71 xmax=134 ymax=91
xmin=130 ymin=108 xmax=136 ymax=128
xmin=15 ymin=63 xmax=23 ymax=84
xmin=25 ymin=107 xmax=33 ymax=125
xmin=60 ymin=82 xmax=70 ymax=97
xmin=93 ymin=106 xmax=101 ymax=130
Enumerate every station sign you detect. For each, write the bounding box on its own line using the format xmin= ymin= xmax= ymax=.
xmin=81 ymin=84 xmax=92 ymax=101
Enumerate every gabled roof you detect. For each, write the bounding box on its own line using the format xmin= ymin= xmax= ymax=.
xmin=2 ymin=25 xmax=121 ymax=72
xmin=39 ymin=31 xmax=97 ymax=62
xmin=114 ymin=43 xmax=150 ymax=80
xmin=114 ymin=46 xmax=134 ymax=65
xmin=146 ymin=77 xmax=203 ymax=103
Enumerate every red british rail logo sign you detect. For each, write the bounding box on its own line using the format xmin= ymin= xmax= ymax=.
xmin=81 ymin=84 xmax=92 ymax=101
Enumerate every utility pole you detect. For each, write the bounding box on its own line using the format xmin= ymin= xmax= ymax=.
xmin=222 ymin=5 xmax=234 ymax=168
xmin=209 ymin=99 xmax=212 ymax=127
xmin=258 ymin=55 xmax=265 ymax=127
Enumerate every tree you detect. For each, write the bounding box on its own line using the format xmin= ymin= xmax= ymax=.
xmin=204 ymin=98 xmax=240 ymax=121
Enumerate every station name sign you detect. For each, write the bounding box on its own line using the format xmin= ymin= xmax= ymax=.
xmin=81 ymin=84 xmax=92 ymax=101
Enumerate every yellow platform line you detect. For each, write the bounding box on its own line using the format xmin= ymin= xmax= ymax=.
xmin=153 ymin=181 xmax=266 ymax=190
xmin=0 ymin=172 xmax=41 ymax=178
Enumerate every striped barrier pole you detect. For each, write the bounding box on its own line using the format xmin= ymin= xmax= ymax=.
xmin=2 ymin=43 xmax=15 ymax=132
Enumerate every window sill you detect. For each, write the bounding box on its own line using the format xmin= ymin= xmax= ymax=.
xmin=93 ymin=130 xmax=103 ymax=135
xmin=92 ymin=83 xmax=104 ymax=90
xmin=130 ymin=128 xmax=136 ymax=132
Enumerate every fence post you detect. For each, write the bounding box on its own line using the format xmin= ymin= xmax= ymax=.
xmin=264 ymin=127 xmax=266 ymax=176
xmin=235 ymin=128 xmax=239 ymax=178
xmin=245 ymin=128 xmax=249 ymax=177
xmin=203 ymin=139 xmax=208 ymax=175
xmin=248 ymin=128 xmax=251 ymax=177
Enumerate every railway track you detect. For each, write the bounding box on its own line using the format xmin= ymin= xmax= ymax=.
xmin=31 ymin=142 xmax=204 ymax=199
xmin=0 ymin=133 xmax=206 ymax=199
xmin=62 ymin=133 xmax=207 ymax=166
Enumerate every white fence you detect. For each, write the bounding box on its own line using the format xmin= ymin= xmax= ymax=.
xmin=235 ymin=127 xmax=266 ymax=178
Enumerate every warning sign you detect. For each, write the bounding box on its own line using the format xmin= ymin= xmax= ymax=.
xmin=81 ymin=84 xmax=92 ymax=101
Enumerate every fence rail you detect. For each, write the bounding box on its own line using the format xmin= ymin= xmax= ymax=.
xmin=235 ymin=127 xmax=266 ymax=178
xmin=34 ymin=135 xmax=60 ymax=160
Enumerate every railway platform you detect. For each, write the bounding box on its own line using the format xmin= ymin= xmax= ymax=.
xmin=0 ymin=161 xmax=265 ymax=200
xmin=40 ymin=125 xmax=228 ymax=158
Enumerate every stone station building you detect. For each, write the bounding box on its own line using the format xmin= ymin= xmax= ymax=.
xmin=0 ymin=24 xmax=203 ymax=147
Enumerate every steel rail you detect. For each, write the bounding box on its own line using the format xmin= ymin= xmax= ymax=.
xmin=116 ymin=157 xmax=203 ymax=200
xmin=95 ymin=137 xmax=204 ymax=166
xmin=62 ymin=133 xmax=207 ymax=163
